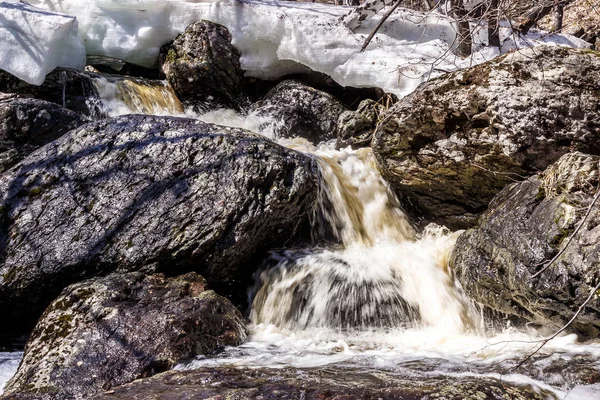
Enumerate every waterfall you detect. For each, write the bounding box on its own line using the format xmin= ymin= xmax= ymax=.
xmin=250 ymin=145 xmax=475 ymax=335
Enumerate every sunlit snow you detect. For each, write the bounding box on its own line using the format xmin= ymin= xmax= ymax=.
xmin=2 ymin=0 xmax=591 ymax=96
xmin=0 ymin=1 xmax=85 ymax=85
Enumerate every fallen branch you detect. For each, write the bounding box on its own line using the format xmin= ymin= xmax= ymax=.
xmin=361 ymin=0 xmax=403 ymax=52
xmin=510 ymin=279 xmax=600 ymax=372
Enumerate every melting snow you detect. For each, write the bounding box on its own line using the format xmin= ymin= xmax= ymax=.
xmin=0 ymin=0 xmax=593 ymax=95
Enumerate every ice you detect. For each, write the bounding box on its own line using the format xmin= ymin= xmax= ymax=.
xmin=9 ymin=0 xmax=594 ymax=96
xmin=0 ymin=1 xmax=85 ymax=85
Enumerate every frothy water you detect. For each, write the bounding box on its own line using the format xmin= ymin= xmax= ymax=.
xmin=5 ymin=83 xmax=592 ymax=398
xmin=0 ymin=353 xmax=22 ymax=394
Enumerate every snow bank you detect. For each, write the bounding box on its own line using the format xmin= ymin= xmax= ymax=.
xmin=14 ymin=0 xmax=593 ymax=96
xmin=0 ymin=1 xmax=85 ymax=85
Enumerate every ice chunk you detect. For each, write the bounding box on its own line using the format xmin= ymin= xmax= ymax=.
xmin=0 ymin=1 xmax=85 ymax=85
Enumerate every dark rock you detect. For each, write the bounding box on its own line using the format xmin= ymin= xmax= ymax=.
xmin=452 ymin=152 xmax=600 ymax=339
xmin=86 ymin=55 xmax=161 ymax=80
xmin=88 ymin=367 xmax=554 ymax=400
xmin=248 ymin=80 xmax=347 ymax=144
xmin=159 ymin=21 xmax=245 ymax=111
xmin=0 ymin=69 xmax=104 ymax=118
xmin=0 ymin=96 xmax=87 ymax=172
xmin=336 ymin=98 xmax=383 ymax=149
xmin=0 ymin=115 xmax=318 ymax=344
xmin=2 ymin=272 xmax=247 ymax=400
xmin=373 ymin=46 xmax=600 ymax=230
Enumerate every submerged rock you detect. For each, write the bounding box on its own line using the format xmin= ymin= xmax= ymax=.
xmin=0 ymin=115 xmax=318 ymax=343
xmin=0 ymin=96 xmax=87 ymax=172
xmin=2 ymin=272 xmax=246 ymax=400
xmin=89 ymin=367 xmax=554 ymax=400
xmin=160 ymin=20 xmax=245 ymax=111
xmin=373 ymin=46 xmax=600 ymax=229
xmin=249 ymin=80 xmax=347 ymax=144
xmin=452 ymin=152 xmax=600 ymax=339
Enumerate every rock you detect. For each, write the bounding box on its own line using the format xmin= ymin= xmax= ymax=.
xmin=452 ymin=152 xmax=600 ymax=339
xmin=159 ymin=21 xmax=245 ymax=111
xmin=249 ymin=80 xmax=347 ymax=144
xmin=373 ymin=46 xmax=600 ymax=230
xmin=89 ymin=367 xmax=554 ymax=400
xmin=539 ymin=0 xmax=600 ymax=48
xmin=336 ymin=99 xmax=383 ymax=149
xmin=0 ymin=96 xmax=87 ymax=172
xmin=0 ymin=69 xmax=105 ymax=118
xmin=0 ymin=115 xmax=318 ymax=344
xmin=2 ymin=272 xmax=247 ymax=400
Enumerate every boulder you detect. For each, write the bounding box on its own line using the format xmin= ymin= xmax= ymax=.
xmin=336 ymin=98 xmax=383 ymax=149
xmin=0 ymin=96 xmax=87 ymax=172
xmin=373 ymin=46 xmax=600 ymax=229
xmin=88 ymin=367 xmax=554 ymax=400
xmin=159 ymin=21 xmax=245 ymax=111
xmin=452 ymin=152 xmax=600 ymax=339
xmin=0 ymin=115 xmax=318 ymax=343
xmin=249 ymin=80 xmax=347 ymax=144
xmin=2 ymin=272 xmax=246 ymax=400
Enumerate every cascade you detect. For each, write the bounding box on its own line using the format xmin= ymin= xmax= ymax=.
xmin=91 ymin=75 xmax=184 ymax=117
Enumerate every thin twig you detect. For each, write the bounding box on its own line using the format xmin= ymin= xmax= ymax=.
xmin=510 ymin=279 xmax=600 ymax=372
xmin=531 ymin=187 xmax=600 ymax=279
xmin=361 ymin=0 xmax=404 ymax=52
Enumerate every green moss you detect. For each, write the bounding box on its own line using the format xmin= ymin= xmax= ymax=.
xmin=2 ymin=267 xmax=17 ymax=284
xmin=28 ymin=187 xmax=43 ymax=197
xmin=536 ymin=186 xmax=546 ymax=201
xmin=550 ymin=227 xmax=574 ymax=249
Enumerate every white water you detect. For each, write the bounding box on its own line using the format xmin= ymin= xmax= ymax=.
xmin=3 ymin=82 xmax=599 ymax=398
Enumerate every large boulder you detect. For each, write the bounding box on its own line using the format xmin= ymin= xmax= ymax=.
xmin=0 ymin=96 xmax=87 ymax=172
xmin=0 ymin=115 xmax=318 ymax=343
xmin=373 ymin=46 xmax=600 ymax=229
xmin=159 ymin=21 xmax=245 ymax=111
xmin=452 ymin=152 xmax=600 ymax=339
xmin=248 ymin=80 xmax=347 ymax=144
xmin=2 ymin=272 xmax=246 ymax=400
xmin=89 ymin=367 xmax=555 ymax=400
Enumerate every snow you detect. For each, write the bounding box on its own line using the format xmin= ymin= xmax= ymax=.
xmin=4 ymin=0 xmax=593 ymax=96
xmin=0 ymin=1 xmax=85 ymax=85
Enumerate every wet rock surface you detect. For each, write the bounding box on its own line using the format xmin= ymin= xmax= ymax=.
xmin=336 ymin=98 xmax=382 ymax=149
xmin=160 ymin=20 xmax=245 ymax=111
xmin=373 ymin=46 xmax=600 ymax=229
xmin=249 ymin=80 xmax=347 ymax=144
xmin=0 ymin=69 xmax=104 ymax=118
xmin=2 ymin=272 xmax=246 ymax=400
xmin=0 ymin=115 xmax=318 ymax=343
xmin=0 ymin=96 xmax=87 ymax=172
xmin=452 ymin=152 xmax=600 ymax=339
xmin=89 ymin=367 xmax=554 ymax=400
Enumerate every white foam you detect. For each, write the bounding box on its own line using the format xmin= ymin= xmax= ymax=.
xmin=0 ymin=352 xmax=22 ymax=394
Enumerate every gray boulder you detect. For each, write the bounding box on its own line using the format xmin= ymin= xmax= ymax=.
xmin=452 ymin=152 xmax=600 ymax=339
xmin=159 ymin=20 xmax=245 ymax=111
xmin=0 ymin=115 xmax=318 ymax=342
xmin=2 ymin=272 xmax=247 ymax=400
xmin=249 ymin=80 xmax=347 ymax=144
xmin=336 ymin=98 xmax=382 ymax=149
xmin=373 ymin=46 xmax=600 ymax=229
xmin=0 ymin=96 xmax=87 ymax=172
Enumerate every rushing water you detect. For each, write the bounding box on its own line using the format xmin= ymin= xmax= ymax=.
xmin=2 ymin=77 xmax=600 ymax=398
